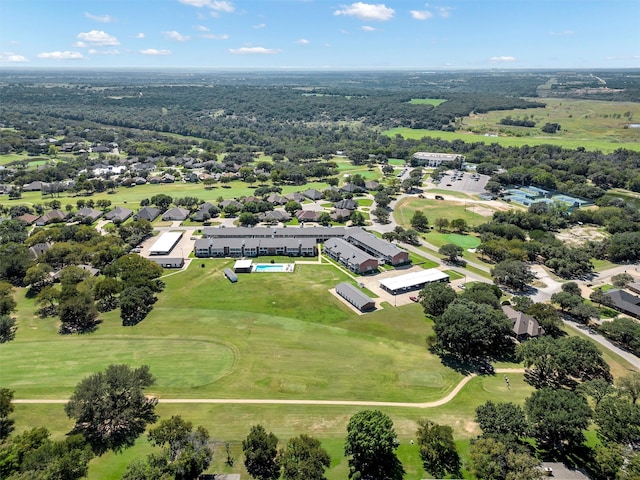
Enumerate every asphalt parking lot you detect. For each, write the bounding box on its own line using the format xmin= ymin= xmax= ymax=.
xmin=430 ymin=171 xmax=490 ymax=194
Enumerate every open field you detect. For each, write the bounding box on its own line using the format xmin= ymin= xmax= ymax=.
xmin=385 ymin=97 xmax=640 ymax=153
xmin=5 ymin=257 xmax=637 ymax=478
xmin=409 ymin=98 xmax=447 ymax=106
xmin=393 ymin=196 xmax=489 ymax=229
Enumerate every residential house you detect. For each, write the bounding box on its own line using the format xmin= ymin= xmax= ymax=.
xmin=364 ymin=180 xmax=380 ymax=191
xmin=296 ymin=210 xmax=321 ymax=223
xmin=162 ymin=207 xmax=190 ymax=221
xmin=191 ymin=203 xmax=216 ymax=222
xmin=17 ymin=213 xmax=39 ymax=225
xmin=334 ymin=199 xmax=358 ymax=210
xmin=604 ymin=289 xmax=640 ymax=319
xmin=340 ymin=183 xmax=365 ymax=194
xmin=28 ymin=242 xmax=52 ymax=259
xmin=330 ymin=208 xmax=352 ymax=222
xmin=501 ymin=305 xmax=544 ymax=340
xmin=303 ymin=189 xmax=323 ymax=201
xmin=75 ymin=207 xmax=103 ymax=223
xmin=259 ymin=210 xmax=291 ymax=224
xmin=104 ymin=206 xmax=133 ymax=223
xmin=35 ymin=210 xmax=67 ymax=226
xmin=134 ymin=206 xmax=162 ymax=222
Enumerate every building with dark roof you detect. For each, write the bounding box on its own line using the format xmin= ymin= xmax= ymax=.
xmin=194 ymin=237 xmax=316 ymax=258
xmin=604 ymin=289 xmax=640 ymax=318
xmin=345 ymin=230 xmax=410 ymax=266
xmin=501 ymin=305 xmax=544 ymax=340
xmin=35 ymin=210 xmax=67 ymax=226
xmin=162 ymin=207 xmax=190 ymax=221
xmin=104 ymin=206 xmax=133 ymax=222
xmin=75 ymin=207 xmax=103 ymax=223
xmin=135 ymin=206 xmax=162 ymax=222
xmin=336 ymin=282 xmax=376 ymax=312
xmin=324 ymin=238 xmax=379 ymax=274
xmin=149 ymin=257 xmax=185 ymax=269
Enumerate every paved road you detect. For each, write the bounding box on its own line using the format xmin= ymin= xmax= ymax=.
xmin=12 ymin=369 xmax=523 ymax=409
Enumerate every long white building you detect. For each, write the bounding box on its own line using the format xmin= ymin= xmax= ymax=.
xmin=149 ymin=231 xmax=183 ymax=256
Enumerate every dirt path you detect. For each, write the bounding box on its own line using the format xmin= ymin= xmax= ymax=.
xmin=13 ymin=369 xmax=523 ymax=409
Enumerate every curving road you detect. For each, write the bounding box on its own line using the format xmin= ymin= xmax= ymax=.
xmin=13 ymin=369 xmax=523 ymax=409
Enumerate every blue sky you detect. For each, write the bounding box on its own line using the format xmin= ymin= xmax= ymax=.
xmin=0 ymin=0 xmax=638 ymax=69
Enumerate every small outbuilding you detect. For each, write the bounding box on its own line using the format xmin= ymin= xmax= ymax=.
xmin=150 ymin=257 xmax=185 ymax=269
xmin=379 ymin=269 xmax=449 ymax=295
xmin=234 ymin=259 xmax=253 ymax=273
xmin=224 ymin=268 xmax=238 ymax=283
xmin=336 ymin=282 xmax=376 ymax=312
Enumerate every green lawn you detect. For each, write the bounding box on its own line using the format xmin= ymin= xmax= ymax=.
xmin=393 ymin=197 xmax=488 ymax=230
xmin=408 ymin=98 xmax=447 ymax=107
xmin=384 ymin=125 xmax=640 ymax=154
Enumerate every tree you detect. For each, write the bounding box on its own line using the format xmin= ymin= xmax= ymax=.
xmin=618 ymin=371 xmax=640 ymax=404
xmin=146 ymin=416 xmax=213 ymax=480
xmin=239 ymin=212 xmax=259 ymax=226
xmin=517 ymin=336 xmax=611 ymax=390
xmin=18 ymin=434 xmax=94 ymax=480
xmin=525 ymin=388 xmax=591 ymax=453
xmin=435 ymin=299 xmax=514 ymax=359
xmin=578 ymin=378 xmax=615 ymax=407
xmin=150 ymin=194 xmax=173 ymax=210
xmin=450 ymin=218 xmax=467 ymax=233
xmin=541 ymin=122 xmax=561 ymax=134
xmin=418 ymin=282 xmax=456 ymax=318
xmin=372 ymin=207 xmax=389 ymax=223
xmin=344 ymin=410 xmax=403 ymax=480
xmin=0 ymin=315 xmax=17 ymax=344
xmin=0 ymin=388 xmax=15 ymax=440
xmin=120 ymin=286 xmax=157 ymax=326
xmin=468 ymin=437 xmax=542 ymax=480
xmin=561 ymin=281 xmax=582 ymax=296
xmin=460 ymin=282 xmax=503 ymax=309
xmin=550 ymin=290 xmax=582 ymax=312
xmin=491 ymin=260 xmax=535 ymax=291
xmin=58 ymin=289 xmax=100 ymax=334
xmin=242 ymin=425 xmax=280 ymax=480
xmin=0 ymin=242 xmax=32 ymax=286
xmin=612 ymin=272 xmax=634 ymax=288
xmin=415 ymin=419 xmax=461 ymax=478
xmin=281 ymin=434 xmax=331 ymax=480
xmin=374 ymin=191 xmax=391 ymax=208
xmin=594 ymin=395 xmax=640 ymax=446
xmin=410 ymin=210 xmax=429 ymax=232
xmin=350 ymin=210 xmax=366 ymax=226
xmin=439 ymin=243 xmax=463 ymax=263
xmin=434 ymin=217 xmax=449 ymax=232
xmin=284 ymin=200 xmax=302 ymax=215
xmin=65 ymin=364 xmax=158 ymax=455
xmin=526 ymin=303 xmax=562 ymax=337
xmin=510 ymin=296 xmax=533 ymax=313
xmin=475 ymin=401 xmax=528 ymax=444
xmin=593 ymin=443 xmax=625 ymax=480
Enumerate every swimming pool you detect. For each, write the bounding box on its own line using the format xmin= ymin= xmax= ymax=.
xmin=253 ymin=263 xmax=295 ymax=273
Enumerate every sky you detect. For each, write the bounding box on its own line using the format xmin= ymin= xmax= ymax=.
xmin=0 ymin=0 xmax=638 ymax=70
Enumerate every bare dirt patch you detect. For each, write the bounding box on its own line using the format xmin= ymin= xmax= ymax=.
xmin=556 ymin=225 xmax=608 ymax=247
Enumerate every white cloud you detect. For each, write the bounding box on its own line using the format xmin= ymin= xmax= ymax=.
xmin=410 ymin=10 xmax=432 ymax=20
xmin=72 ymin=41 xmax=88 ymax=48
xmin=0 ymin=52 xmax=28 ymax=63
xmin=178 ymin=0 xmax=234 ymax=12
xmin=84 ymin=12 xmax=114 ymax=23
xmin=195 ymin=25 xmax=210 ymax=31
xmin=136 ymin=33 xmax=145 ymax=39
xmin=606 ymin=54 xmax=640 ymax=60
xmin=140 ymin=49 xmax=172 ymax=55
xmin=361 ymin=25 xmax=376 ymax=31
xmin=334 ymin=2 xmax=394 ymax=21
xmin=77 ymin=30 xmax=119 ymax=46
xmin=296 ymin=38 xmax=310 ymax=44
xmin=164 ymin=31 xmax=190 ymax=42
xmin=549 ymin=30 xmax=574 ymax=36
xmin=88 ymin=49 xmax=120 ymax=55
xmin=489 ymin=56 xmax=517 ymax=63
xmin=228 ymin=47 xmax=281 ymax=55
xmin=437 ymin=6 xmax=451 ymax=18
xmin=253 ymin=23 xmax=266 ymax=29
xmin=37 ymin=51 xmax=84 ymax=60
xmin=202 ymin=33 xmax=229 ymax=40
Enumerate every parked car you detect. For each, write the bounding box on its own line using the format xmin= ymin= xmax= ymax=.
xmin=409 ymin=296 xmax=419 ymax=302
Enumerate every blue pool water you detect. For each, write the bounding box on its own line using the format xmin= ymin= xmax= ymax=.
xmin=253 ymin=264 xmax=294 ymax=273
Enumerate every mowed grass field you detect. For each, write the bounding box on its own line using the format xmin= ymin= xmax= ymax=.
xmin=3 ymin=258 xmax=533 ymax=478
xmin=385 ymin=97 xmax=640 ymax=153
xmin=3 ymin=261 xmax=463 ymax=403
